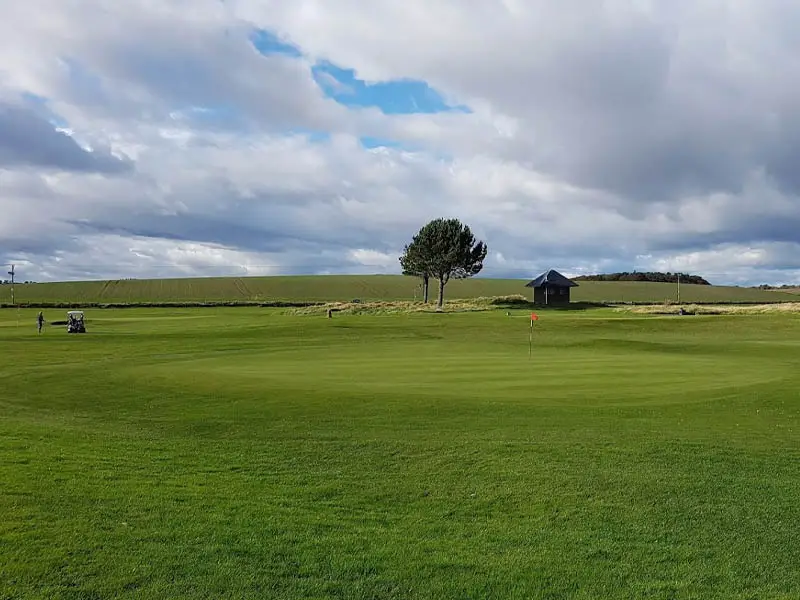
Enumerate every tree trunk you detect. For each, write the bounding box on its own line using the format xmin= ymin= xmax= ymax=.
xmin=437 ymin=278 xmax=445 ymax=309
xmin=422 ymin=275 xmax=429 ymax=303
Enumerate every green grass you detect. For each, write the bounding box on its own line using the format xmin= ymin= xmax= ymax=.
xmin=2 ymin=307 xmax=800 ymax=599
xmin=2 ymin=274 xmax=795 ymax=306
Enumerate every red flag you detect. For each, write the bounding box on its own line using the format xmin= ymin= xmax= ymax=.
xmin=530 ymin=313 xmax=539 ymax=321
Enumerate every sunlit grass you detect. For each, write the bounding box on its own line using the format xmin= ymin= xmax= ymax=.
xmin=2 ymin=307 xmax=799 ymax=598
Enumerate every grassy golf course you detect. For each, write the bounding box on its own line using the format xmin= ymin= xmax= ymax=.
xmin=2 ymin=306 xmax=800 ymax=598
xmin=2 ymin=274 xmax=796 ymax=305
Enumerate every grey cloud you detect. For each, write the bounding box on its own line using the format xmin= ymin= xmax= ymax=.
xmin=0 ymin=101 xmax=133 ymax=173
xmin=263 ymin=1 xmax=800 ymax=202
xmin=66 ymin=196 xmax=414 ymax=256
xmin=44 ymin=9 xmax=359 ymax=135
xmin=67 ymin=215 xmax=313 ymax=254
xmin=0 ymin=127 xmax=450 ymax=278
xmin=647 ymin=216 xmax=800 ymax=254
xmin=761 ymin=111 xmax=800 ymax=196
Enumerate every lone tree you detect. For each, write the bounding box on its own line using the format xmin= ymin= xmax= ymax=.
xmin=399 ymin=218 xmax=487 ymax=308
xmin=399 ymin=224 xmax=434 ymax=303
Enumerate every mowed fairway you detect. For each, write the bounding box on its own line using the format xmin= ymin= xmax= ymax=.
xmin=2 ymin=308 xmax=800 ymax=599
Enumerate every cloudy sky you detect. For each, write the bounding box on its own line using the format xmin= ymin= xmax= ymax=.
xmin=1 ymin=0 xmax=799 ymax=285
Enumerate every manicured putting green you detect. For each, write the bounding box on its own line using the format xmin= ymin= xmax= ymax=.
xmin=1 ymin=307 xmax=799 ymax=599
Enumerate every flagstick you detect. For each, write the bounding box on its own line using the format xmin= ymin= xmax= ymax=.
xmin=529 ymin=317 xmax=532 ymax=359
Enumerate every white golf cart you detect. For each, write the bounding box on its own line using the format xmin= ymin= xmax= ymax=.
xmin=66 ymin=310 xmax=86 ymax=333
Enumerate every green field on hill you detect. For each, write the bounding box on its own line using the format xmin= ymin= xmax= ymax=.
xmin=1 ymin=274 xmax=794 ymax=306
xmin=2 ymin=307 xmax=800 ymax=598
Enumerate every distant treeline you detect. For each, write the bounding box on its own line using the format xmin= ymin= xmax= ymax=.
xmin=572 ymin=272 xmax=711 ymax=285
xmin=753 ymin=284 xmax=800 ymax=290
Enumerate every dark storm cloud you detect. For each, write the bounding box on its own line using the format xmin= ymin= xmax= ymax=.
xmin=0 ymin=102 xmax=133 ymax=173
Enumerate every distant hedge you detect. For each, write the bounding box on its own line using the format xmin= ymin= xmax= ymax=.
xmin=572 ymin=272 xmax=711 ymax=285
xmin=753 ymin=284 xmax=800 ymax=290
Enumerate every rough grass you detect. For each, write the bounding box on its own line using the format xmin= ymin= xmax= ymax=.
xmin=2 ymin=274 xmax=795 ymax=306
xmin=616 ymin=302 xmax=800 ymax=315
xmin=2 ymin=307 xmax=800 ymax=598
xmin=289 ymin=300 xmax=490 ymax=315
xmin=286 ymin=295 xmax=549 ymax=315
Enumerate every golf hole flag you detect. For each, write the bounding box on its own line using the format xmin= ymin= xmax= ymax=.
xmin=528 ymin=313 xmax=538 ymax=357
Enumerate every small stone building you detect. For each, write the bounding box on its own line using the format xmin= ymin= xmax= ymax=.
xmin=524 ymin=269 xmax=578 ymax=305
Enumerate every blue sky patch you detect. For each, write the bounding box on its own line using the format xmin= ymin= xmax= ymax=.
xmin=21 ymin=92 xmax=49 ymax=108
xmin=21 ymin=92 xmax=69 ymax=129
xmin=359 ymin=137 xmax=455 ymax=163
xmin=250 ymin=29 xmax=303 ymax=58
xmin=249 ymin=29 xmax=470 ymax=116
xmin=359 ymin=136 xmax=419 ymax=151
xmin=359 ymin=136 xmax=405 ymax=149
xmin=312 ymin=61 xmax=470 ymax=115
xmin=177 ymin=105 xmax=235 ymax=120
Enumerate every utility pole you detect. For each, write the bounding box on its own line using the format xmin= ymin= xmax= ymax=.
xmin=677 ymin=272 xmax=681 ymax=304
xmin=7 ymin=264 xmax=14 ymax=305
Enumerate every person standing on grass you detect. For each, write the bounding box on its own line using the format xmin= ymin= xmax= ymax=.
xmin=37 ymin=311 xmax=45 ymax=335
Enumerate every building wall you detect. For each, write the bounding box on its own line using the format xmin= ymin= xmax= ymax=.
xmin=532 ymin=285 xmax=571 ymax=305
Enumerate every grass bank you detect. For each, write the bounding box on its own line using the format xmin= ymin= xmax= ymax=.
xmin=1 ymin=274 xmax=795 ymax=306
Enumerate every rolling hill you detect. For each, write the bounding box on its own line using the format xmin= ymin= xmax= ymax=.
xmin=1 ymin=274 xmax=796 ymax=306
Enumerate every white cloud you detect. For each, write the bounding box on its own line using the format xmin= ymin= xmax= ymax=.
xmin=644 ymin=242 xmax=800 ymax=285
xmin=348 ymin=249 xmax=396 ymax=269
xmin=15 ymin=234 xmax=284 ymax=282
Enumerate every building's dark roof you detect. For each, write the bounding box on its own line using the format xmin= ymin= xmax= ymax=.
xmin=524 ymin=269 xmax=579 ymax=288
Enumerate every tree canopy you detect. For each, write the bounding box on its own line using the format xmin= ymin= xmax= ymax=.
xmin=572 ymin=271 xmax=711 ymax=285
xmin=399 ymin=218 xmax=487 ymax=308
xmin=399 ymin=230 xmax=432 ymax=303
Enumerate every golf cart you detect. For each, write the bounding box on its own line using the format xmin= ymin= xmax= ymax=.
xmin=66 ymin=310 xmax=86 ymax=333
